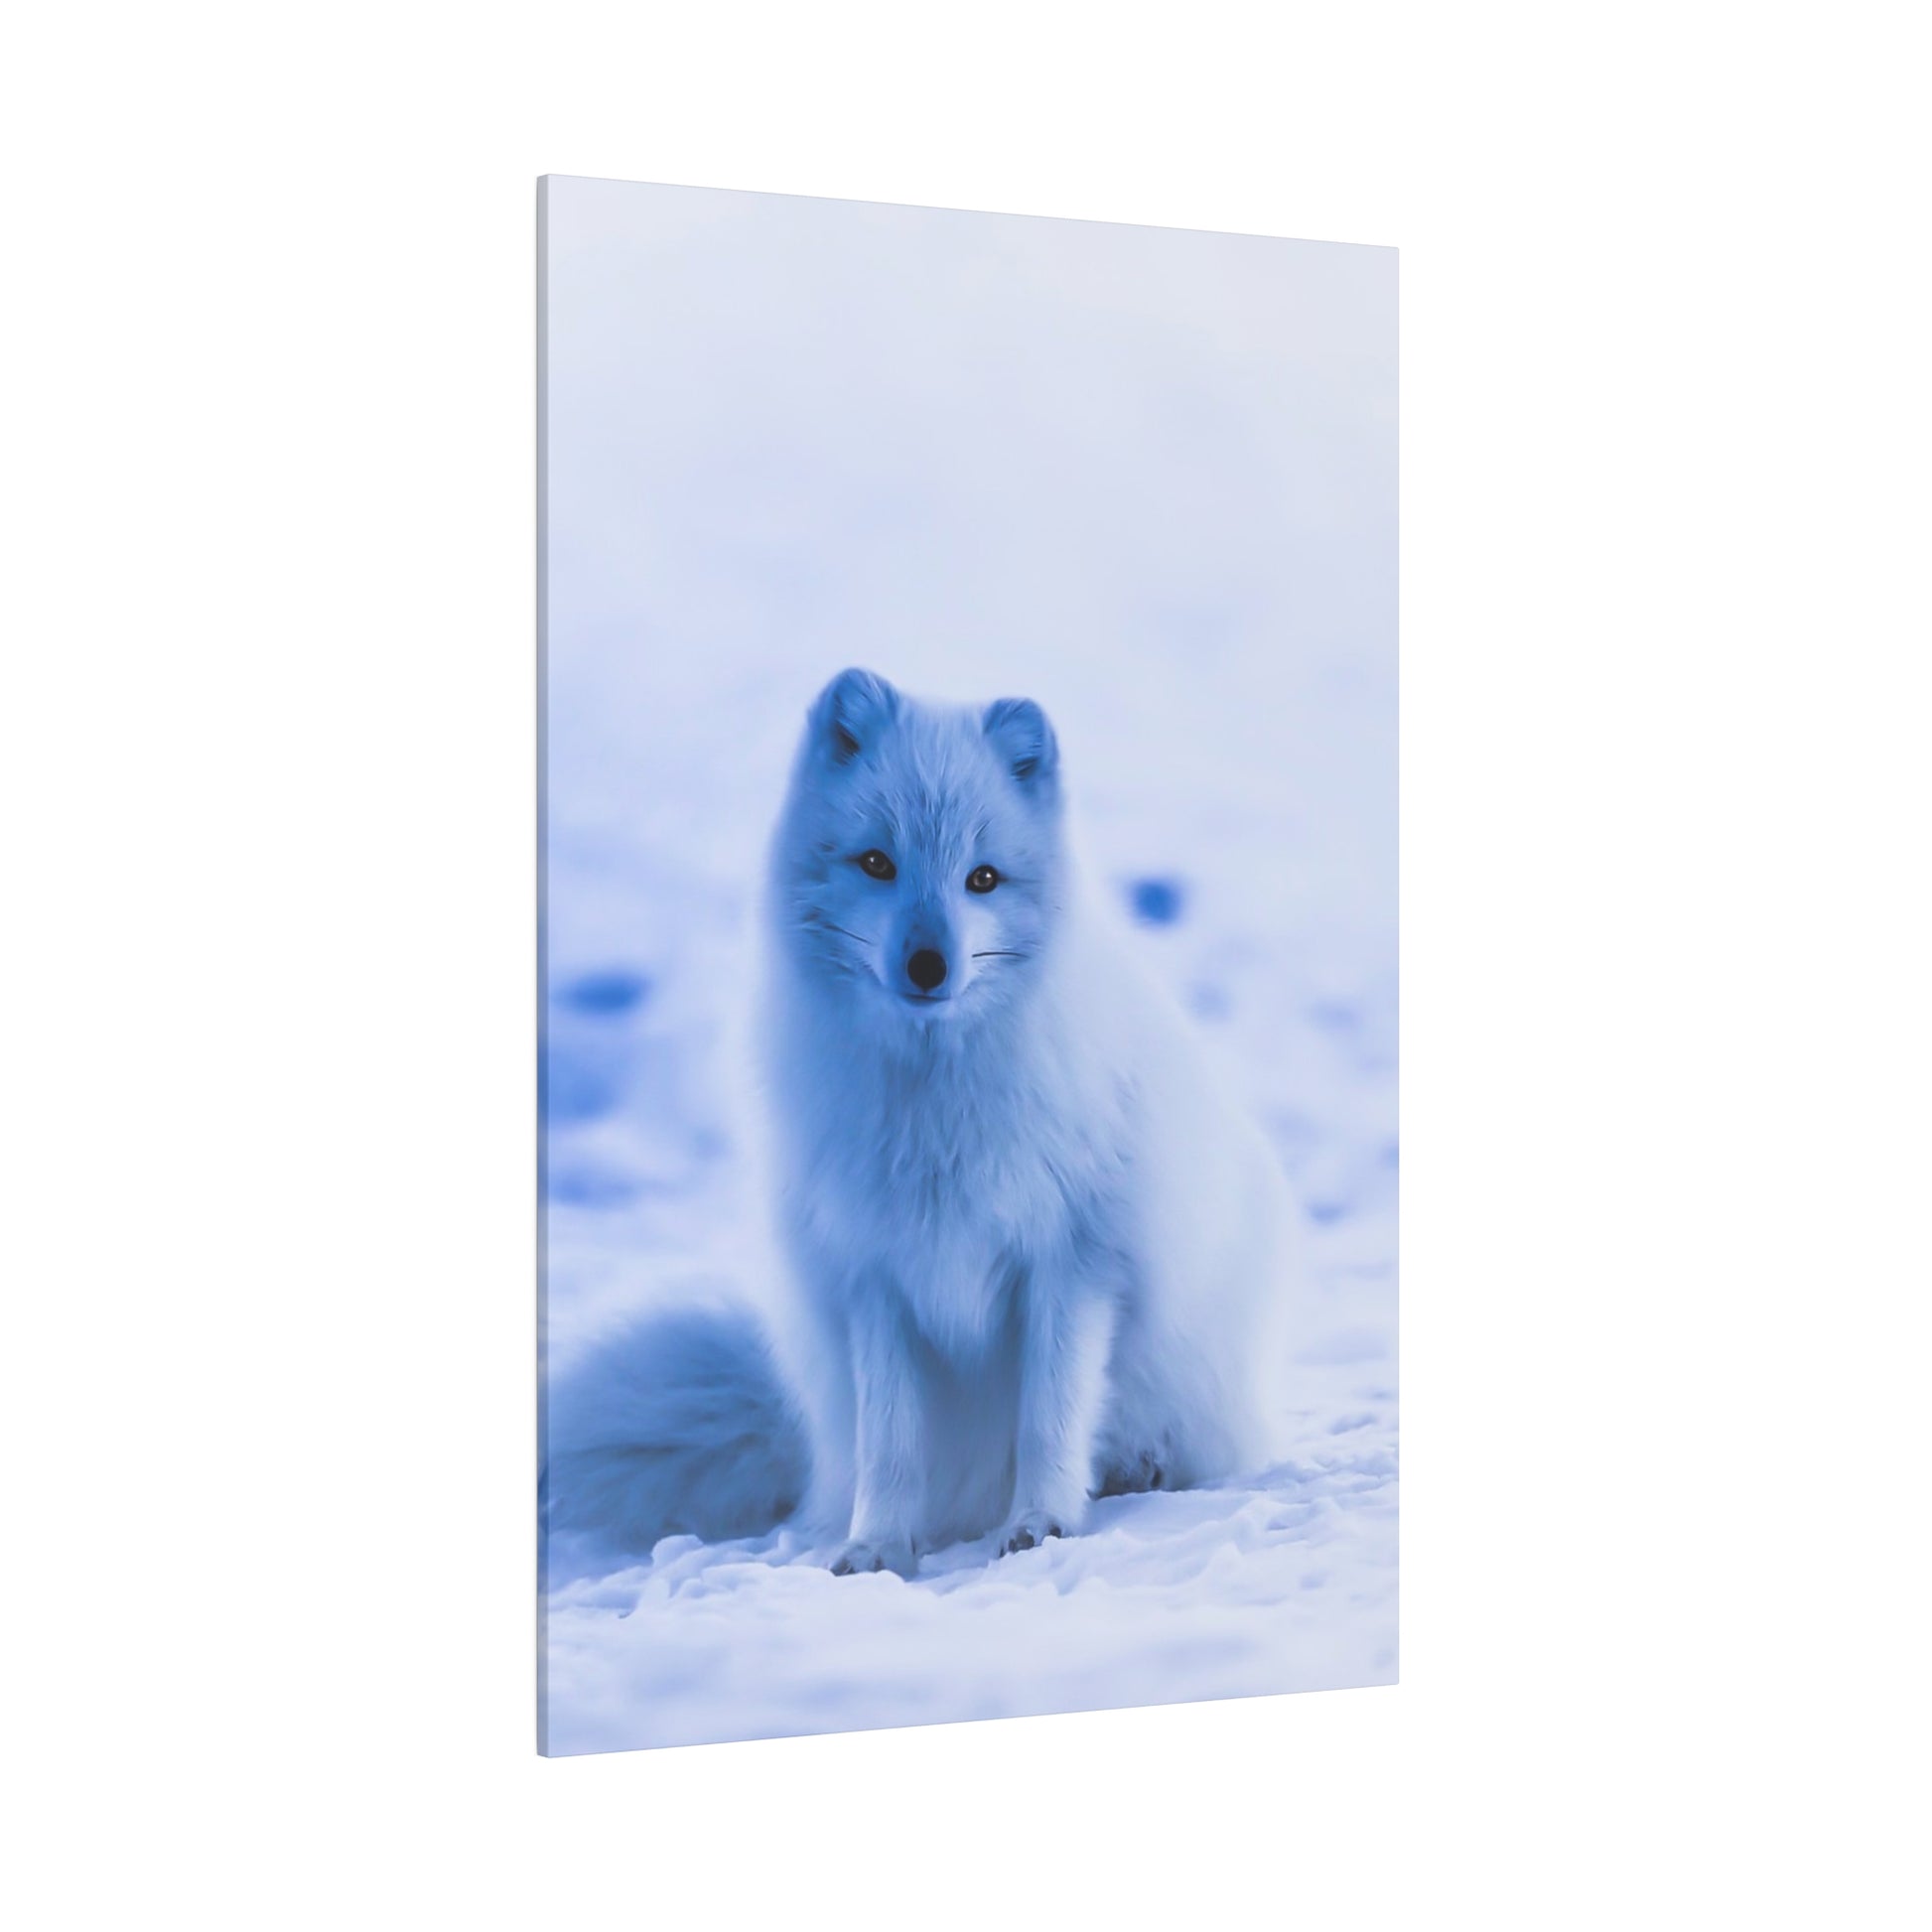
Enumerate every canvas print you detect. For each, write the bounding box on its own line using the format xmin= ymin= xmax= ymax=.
xmin=538 ymin=176 xmax=1397 ymax=1754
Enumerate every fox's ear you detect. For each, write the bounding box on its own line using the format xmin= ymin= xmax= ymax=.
xmin=983 ymin=697 xmax=1060 ymax=793
xmin=809 ymin=668 xmax=899 ymax=766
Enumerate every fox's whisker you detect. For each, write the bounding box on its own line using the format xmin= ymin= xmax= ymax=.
xmin=971 ymin=950 xmax=1029 ymax=959
xmin=815 ymin=920 xmax=874 ymax=946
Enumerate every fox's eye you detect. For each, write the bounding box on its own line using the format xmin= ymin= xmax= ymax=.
xmin=966 ymin=865 xmax=1000 ymax=894
xmin=856 ymin=849 xmax=897 ymax=881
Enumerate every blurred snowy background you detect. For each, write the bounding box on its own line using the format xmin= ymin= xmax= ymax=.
xmin=540 ymin=178 xmax=1397 ymax=1752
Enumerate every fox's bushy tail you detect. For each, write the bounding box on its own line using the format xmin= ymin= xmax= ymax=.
xmin=540 ymin=1305 xmax=809 ymax=1578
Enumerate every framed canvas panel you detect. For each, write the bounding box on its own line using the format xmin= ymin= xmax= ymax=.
xmin=538 ymin=175 xmax=1397 ymax=1755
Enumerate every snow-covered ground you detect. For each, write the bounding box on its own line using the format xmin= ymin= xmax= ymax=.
xmin=545 ymin=1449 xmax=1395 ymax=1755
xmin=540 ymin=178 xmax=1398 ymax=1753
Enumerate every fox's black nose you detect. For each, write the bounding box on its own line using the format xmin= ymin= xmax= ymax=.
xmin=906 ymin=948 xmax=948 ymax=992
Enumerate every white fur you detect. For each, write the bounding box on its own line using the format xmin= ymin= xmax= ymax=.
xmin=760 ymin=669 xmax=1299 ymax=1576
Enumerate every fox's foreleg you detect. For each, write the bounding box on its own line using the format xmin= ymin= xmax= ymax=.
xmin=1000 ymin=1267 xmax=1117 ymax=1556
xmin=828 ymin=1288 xmax=924 ymax=1578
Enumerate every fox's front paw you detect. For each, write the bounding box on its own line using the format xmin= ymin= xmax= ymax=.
xmin=828 ymin=1536 xmax=916 ymax=1579
xmin=999 ymin=1509 xmax=1074 ymax=1557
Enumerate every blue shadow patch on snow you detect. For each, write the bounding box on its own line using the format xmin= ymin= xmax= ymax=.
xmin=557 ymin=968 xmax=652 ymax=1017
xmin=1187 ymin=981 xmax=1231 ymax=1023
xmin=542 ymin=1040 xmax=621 ymax=1124
xmin=1127 ymin=877 xmax=1186 ymax=926
xmin=547 ymin=1162 xmax=643 ymax=1208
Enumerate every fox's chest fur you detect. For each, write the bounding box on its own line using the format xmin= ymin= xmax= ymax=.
xmin=775 ymin=1004 xmax=1128 ymax=1358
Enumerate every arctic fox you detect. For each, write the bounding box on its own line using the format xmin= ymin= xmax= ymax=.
xmin=759 ymin=669 xmax=1299 ymax=1576
xmin=541 ymin=669 xmax=1299 ymax=1580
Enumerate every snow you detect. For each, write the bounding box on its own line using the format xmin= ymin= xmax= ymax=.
xmin=540 ymin=177 xmax=1398 ymax=1753
xmin=544 ymin=1448 xmax=1396 ymax=1755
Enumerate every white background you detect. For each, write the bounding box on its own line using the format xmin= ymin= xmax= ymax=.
xmin=4 ymin=3 xmax=1926 ymax=1925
